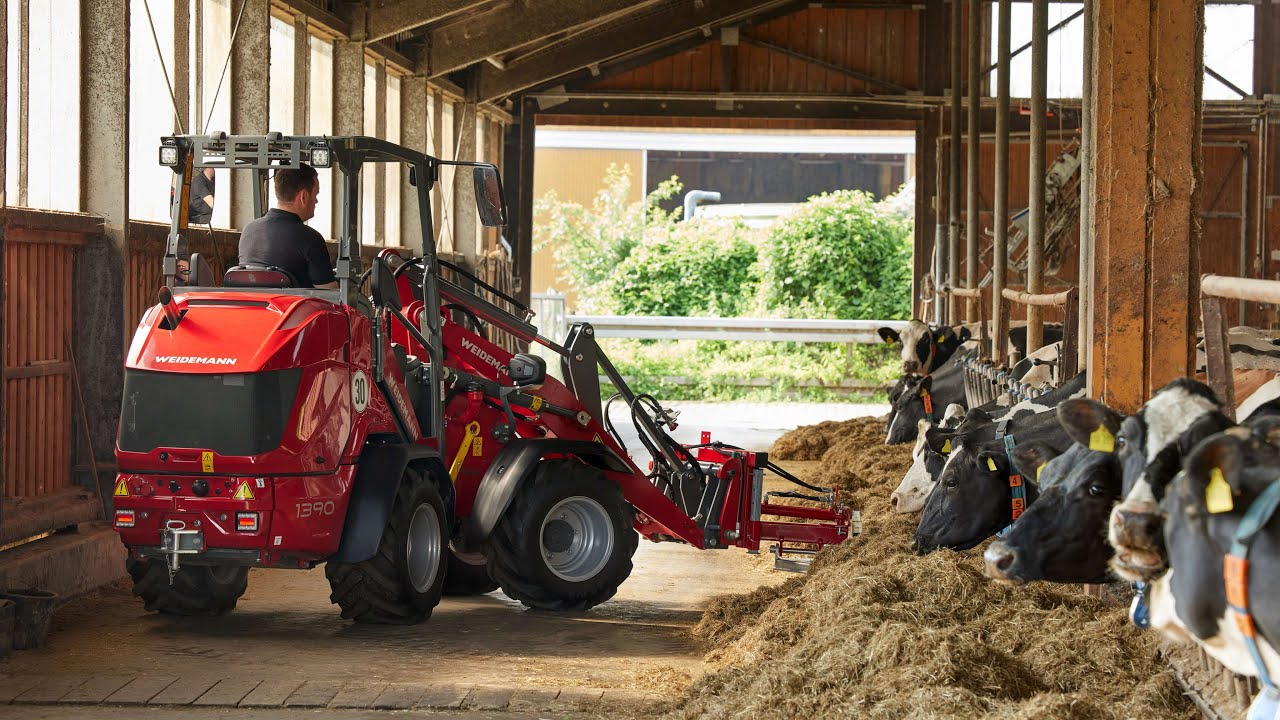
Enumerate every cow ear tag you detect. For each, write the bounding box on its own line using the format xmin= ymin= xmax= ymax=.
xmin=1205 ymin=467 xmax=1234 ymax=514
xmin=987 ymin=457 xmax=998 ymax=472
xmin=1089 ymin=425 xmax=1115 ymax=453
xmin=941 ymin=438 xmax=952 ymax=454
xmin=1036 ymin=462 xmax=1047 ymax=480
xmin=937 ymin=336 xmax=945 ymax=344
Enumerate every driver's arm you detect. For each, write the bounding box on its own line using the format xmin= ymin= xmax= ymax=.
xmin=303 ymin=233 xmax=339 ymax=289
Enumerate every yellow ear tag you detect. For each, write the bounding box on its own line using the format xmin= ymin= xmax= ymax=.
xmin=937 ymin=336 xmax=945 ymax=344
xmin=1205 ymin=467 xmax=1234 ymax=514
xmin=1089 ymin=425 xmax=1115 ymax=453
xmin=1036 ymin=462 xmax=1047 ymax=480
xmin=941 ymin=438 xmax=952 ymax=454
xmin=987 ymin=458 xmax=998 ymax=472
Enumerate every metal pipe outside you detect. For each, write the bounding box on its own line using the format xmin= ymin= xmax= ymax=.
xmin=965 ymin=0 xmax=981 ymax=322
xmin=992 ymin=0 xmax=1011 ymax=364
xmin=948 ymin=0 xmax=963 ymax=324
xmin=948 ymin=286 xmax=983 ymax=299
xmin=1201 ymin=275 xmax=1280 ymax=305
xmin=1001 ymin=287 xmax=1073 ymax=307
xmin=1026 ymin=0 xmax=1048 ymax=353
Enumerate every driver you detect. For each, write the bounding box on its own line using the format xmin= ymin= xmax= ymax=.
xmin=237 ymin=163 xmax=338 ymax=289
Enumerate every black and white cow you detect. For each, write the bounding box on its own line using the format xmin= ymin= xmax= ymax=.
xmin=912 ymin=407 xmax=1069 ymax=554
xmin=878 ymin=320 xmax=971 ymax=375
xmin=982 ymin=398 xmax=1125 ymax=584
xmin=884 ymin=355 xmax=972 ymax=445
xmin=1105 ymin=379 xmax=1233 ymax=582
xmin=890 ymin=373 xmax=1086 ymax=513
xmin=1150 ymin=425 xmax=1280 ymax=683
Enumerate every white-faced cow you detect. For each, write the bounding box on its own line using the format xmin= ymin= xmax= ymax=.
xmin=1150 ymin=425 xmax=1280 ymax=701
xmin=912 ymin=408 xmax=1069 ymax=554
xmin=878 ymin=320 xmax=971 ymax=375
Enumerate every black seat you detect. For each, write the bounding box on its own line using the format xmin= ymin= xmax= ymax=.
xmin=224 ymin=264 xmax=298 ymax=288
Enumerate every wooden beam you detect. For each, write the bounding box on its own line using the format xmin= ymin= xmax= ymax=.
xmin=740 ymin=35 xmax=912 ymax=93
xmin=348 ymin=0 xmax=490 ymax=44
xmin=476 ymin=0 xmax=796 ymax=102
xmin=427 ymin=0 xmax=653 ymax=77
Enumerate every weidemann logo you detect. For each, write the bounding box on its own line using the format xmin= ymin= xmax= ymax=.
xmin=154 ymin=355 xmax=238 ymax=366
xmin=459 ymin=338 xmax=508 ymax=375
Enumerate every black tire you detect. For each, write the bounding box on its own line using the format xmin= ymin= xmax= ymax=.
xmin=443 ymin=545 xmax=499 ymax=595
xmin=484 ymin=459 xmax=638 ymax=610
xmin=325 ymin=468 xmax=448 ymax=624
xmin=127 ymin=557 xmax=249 ymax=616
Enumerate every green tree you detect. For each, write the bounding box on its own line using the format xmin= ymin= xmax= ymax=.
xmin=610 ymin=218 xmax=759 ymax=317
xmin=760 ymin=189 xmax=912 ymax=320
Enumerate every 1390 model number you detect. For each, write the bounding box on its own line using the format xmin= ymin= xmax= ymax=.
xmin=295 ymin=501 xmax=336 ymax=518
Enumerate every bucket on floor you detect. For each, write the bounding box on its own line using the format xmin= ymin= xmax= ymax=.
xmin=0 ymin=589 xmax=58 ymax=650
xmin=0 ymin=599 xmax=14 ymax=657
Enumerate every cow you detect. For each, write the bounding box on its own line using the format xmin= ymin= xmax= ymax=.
xmin=982 ymin=398 xmax=1124 ymax=585
xmin=889 ymin=406 xmax=967 ymax=512
xmin=1149 ymin=424 xmax=1280 ymax=696
xmin=1104 ymin=379 xmax=1233 ymax=582
xmin=912 ymin=407 xmax=1069 ymax=554
xmin=878 ymin=320 xmax=970 ymax=375
xmin=884 ymin=356 xmax=971 ymax=445
xmin=890 ymin=373 xmax=1086 ymax=513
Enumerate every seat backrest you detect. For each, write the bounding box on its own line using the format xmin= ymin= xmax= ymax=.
xmin=188 ymin=253 xmax=215 ymax=287
xmin=370 ymin=256 xmax=401 ymax=312
xmin=224 ymin=264 xmax=297 ymax=289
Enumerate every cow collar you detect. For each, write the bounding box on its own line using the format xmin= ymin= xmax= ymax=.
xmin=995 ymin=420 xmax=1027 ymax=537
xmin=1224 ymin=479 xmax=1280 ymax=697
xmin=919 ymin=387 xmax=935 ymax=423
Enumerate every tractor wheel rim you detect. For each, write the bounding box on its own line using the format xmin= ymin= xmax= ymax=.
xmin=407 ymin=504 xmax=443 ymax=593
xmin=539 ymin=496 xmax=614 ymax=583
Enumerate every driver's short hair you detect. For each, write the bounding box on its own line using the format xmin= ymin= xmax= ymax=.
xmin=274 ymin=163 xmax=319 ymax=202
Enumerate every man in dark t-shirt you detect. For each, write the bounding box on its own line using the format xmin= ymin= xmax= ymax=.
xmin=189 ymin=168 xmax=216 ymax=224
xmin=237 ymin=163 xmax=337 ymax=289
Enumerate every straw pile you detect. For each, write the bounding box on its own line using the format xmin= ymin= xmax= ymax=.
xmin=667 ymin=417 xmax=1194 ymax=720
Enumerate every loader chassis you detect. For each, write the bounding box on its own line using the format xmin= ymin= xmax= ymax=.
xmin=112 ymin=133 xmax=853 ymax=623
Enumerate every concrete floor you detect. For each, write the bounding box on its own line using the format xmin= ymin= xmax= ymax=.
xmin=0 ymin=402 xmax=881 ymax=718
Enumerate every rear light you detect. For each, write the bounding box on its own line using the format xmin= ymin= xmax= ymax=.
xmin=235 ymin=512 xmax=259 ymax=532
xmin=115 ymin=510 xmax=136 ymax=528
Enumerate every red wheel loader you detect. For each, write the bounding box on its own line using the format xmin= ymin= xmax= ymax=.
xmin=112 ymin=133 xmax=855 ymax=623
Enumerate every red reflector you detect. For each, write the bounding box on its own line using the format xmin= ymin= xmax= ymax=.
xmin=114 ymin=510 xmax=136 ymax=528
xmin=235 ymin=512 xmax=259 ymax=532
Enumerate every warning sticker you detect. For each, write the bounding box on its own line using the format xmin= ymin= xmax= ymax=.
xmin=113 ymin=478 xmax=130 ymax=497
xmin=592 ymin=434 xmax=604 ymax=444
xmin=201 ymin=451 xmax=215 ymax=473
xmin=233 ymin=482 xmax=255 ymax=501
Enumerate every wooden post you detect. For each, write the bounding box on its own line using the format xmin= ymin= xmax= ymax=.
xmin=1088 ymin=0 xmax=1203 ymax=412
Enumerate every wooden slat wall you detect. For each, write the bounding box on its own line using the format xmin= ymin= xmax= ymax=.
xmin=592 ymin=7 xmax=923 ymax=95
xmin=3 ymin=227 xmax=81 ymax=501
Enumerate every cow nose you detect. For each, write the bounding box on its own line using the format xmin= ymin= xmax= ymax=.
xmin=1114 ymin=508 xmax=1161 ymax=544
xmin=903 ymin=361 xmax=920 ymax=374
xmin=890 ymin=493 xmax=900 ymax=509
xmin=983 ymin=543 xmax=1016 ymax=579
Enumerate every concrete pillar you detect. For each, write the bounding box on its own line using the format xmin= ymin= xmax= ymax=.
xmin=78 ymin=0 xmax=129 ymax=498
xmin=1089 ymin=0 xmax=1204 ymax=411
xmin=229 ymin=0 xmax=269 ymax=227
xmin=332 ymin=39 xmax=365 ymax=236
xmin=452 ymin=87 xmax=479 ymax=264
xmin=400 ymin=75 xmax=428 ymax=253
xmin=374 ymin=60 xmax=387 ymax=245
xmin=173 ymin=0 xmax=189 ymax=133
xmin=293 ymin=14 xmax=310 ymax=134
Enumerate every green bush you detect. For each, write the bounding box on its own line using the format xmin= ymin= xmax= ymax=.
xmin=759 ymin=189 xmax=912 ymax=320
xmin=611 ymin=218 xmax=759 ymax=317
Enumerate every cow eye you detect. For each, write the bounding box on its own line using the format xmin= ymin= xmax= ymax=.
xmin=1116 ymin=436 xmax=1127 ymax=448
xmin=1088 ymin=483 xmax=1105 ymax=496
xmin=945 ymin=477 xmax=959 ymax=489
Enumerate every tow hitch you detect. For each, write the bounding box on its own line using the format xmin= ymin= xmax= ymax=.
xmin=160 ymin=520 xmax=204 ymax=581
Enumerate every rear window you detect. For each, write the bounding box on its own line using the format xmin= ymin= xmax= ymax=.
xmin=118 ymin=369 xmax=302 ymax=455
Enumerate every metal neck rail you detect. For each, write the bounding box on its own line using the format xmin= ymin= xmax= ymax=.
xmin=953 ymin=286 xmax=1079 ymax=409
xmin=1201 ymin=274 xmax=1280 ymax=420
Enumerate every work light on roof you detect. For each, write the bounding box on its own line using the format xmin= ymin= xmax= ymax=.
xmin=309 ymin=145 xmax=331 ymax=168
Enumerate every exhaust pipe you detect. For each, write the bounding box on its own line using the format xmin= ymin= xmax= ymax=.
xmin=158 ymin=286 xmax=183 ymax=329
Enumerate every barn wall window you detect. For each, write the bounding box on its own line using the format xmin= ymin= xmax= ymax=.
xmin=386 ymin=73 xmax=401 ymax=248
xmin=129 ymin=0 xmax=176 ymax=222
xmin=308 ymin=35 xmax=333 ymax=239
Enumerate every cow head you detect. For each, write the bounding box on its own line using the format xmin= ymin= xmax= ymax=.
xmin=890 ymin=411 xmax=963 ymax=513
xmin=879 ymin=320 xmax=970 ymax=375
xmin=1100 ymin=379 xmax=1228 ymax=582
xmin=983 ymin=401 xmax=1124 ymax=585
xmin=886 ymin=374 xmax=933 ymax=445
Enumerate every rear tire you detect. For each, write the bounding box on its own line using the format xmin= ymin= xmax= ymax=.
xmin=326 ymin=468 xmax=448 ymax=624
xmin=127 ymin=557 xmax=248 ymax=616
xmin=443 ymin=545 xmax=499 ymax=595
xmin=484 ymin=459 xmax=637 ymax=610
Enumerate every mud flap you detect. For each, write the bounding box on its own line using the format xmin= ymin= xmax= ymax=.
xmin=331 ymin=444 xmax=451 ymax=563
xmin=463 ymin=439 xmax=630 ymax=547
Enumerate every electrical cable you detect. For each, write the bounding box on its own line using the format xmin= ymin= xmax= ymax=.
xmin=141 ymin=0 xmax=186 ymax=134
xmin=203 ymin=0 xmax=251 ymax=134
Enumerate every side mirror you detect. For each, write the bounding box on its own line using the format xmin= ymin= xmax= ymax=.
xmin=508 ymin=353 xmax=546 ymax=388
xmin=472 ymin=165 xmax=507 ymax=228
